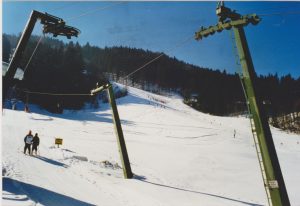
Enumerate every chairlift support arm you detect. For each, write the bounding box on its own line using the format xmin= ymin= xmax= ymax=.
xmin=195 ymin=14 xmax=260 ymax=40
xmin=3 ymin=10 xmax=80 ymax=100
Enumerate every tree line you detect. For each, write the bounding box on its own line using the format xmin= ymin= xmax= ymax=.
xmin=81 ymin=42 xmax=300 ymax=117
xmin=3 ymin=33 xmax=300 ymax=119
xmin=3 ymin=34 xmax=106 ymax=112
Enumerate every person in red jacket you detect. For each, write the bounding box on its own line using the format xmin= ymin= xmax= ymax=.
xmin=24 ymin=130 xmax=33 ymax=155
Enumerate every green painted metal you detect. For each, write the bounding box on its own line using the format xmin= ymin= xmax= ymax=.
xmin=195 ymin=3 xmax=290 ymax=205
xmin=233 ymin=26 xmax=290 ymax=206
xmin=91 ymin=83 xmax=133 ymax=179
xmin=195 ymin=14 xmax=260 ymax=41
xmin=90 ymin=84 xmax=109 ymax=95
xmin=106 ymin=84 xmax=133 ymax=179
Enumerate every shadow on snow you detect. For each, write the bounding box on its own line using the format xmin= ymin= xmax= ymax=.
xmin=3 ymin=177 xmax=95 ymax=206
xmin=33 ymin=156 xmax=68 ymax=168
xmin=24 ymin=93 xmax=168 ymax=124
xmin=133 ymin=175 xmax=263 ymax=206
xmin=29 ymin=107 xmax=135 ymax=125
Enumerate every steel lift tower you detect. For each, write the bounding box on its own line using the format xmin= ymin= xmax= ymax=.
xmin=195 ymin=2 xmax=290 ymax=206
xmin=3 ymin=10 xmax=80 ymax=101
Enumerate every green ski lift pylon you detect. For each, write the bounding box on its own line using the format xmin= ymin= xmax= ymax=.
xmin=91 ymin=83 xmax=133 ymax=179
xmin=195 ymin=2 xmax=290 ymax=206
xmin=3 ymin=10 xmax=80 ymax=101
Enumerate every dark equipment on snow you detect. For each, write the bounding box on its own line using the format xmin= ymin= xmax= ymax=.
xmin=3 ymin=10 xmax=80 ymax=102
xmin=195 ymin=2 xmax=290 ymax=206
xmin=91 ymin=83 xmax=133 ymax=179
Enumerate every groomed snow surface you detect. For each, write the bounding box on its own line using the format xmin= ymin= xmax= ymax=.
xmin=2 ymin=83 xmax=300 ymax=206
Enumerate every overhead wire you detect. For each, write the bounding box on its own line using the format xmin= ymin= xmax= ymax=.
xmin=228 ymin=30 xmax=247 ymax=100
xmin=21 ymin=34 xmax=193 ymax=97
xmin=259 ymin=10 xmax=300 ymax=16
xmin=36 ymin=1 xmax=193 ymax=85
xmin=19 ymin=2 xmax=300 ymax=97
xmin=123 ymin=35 xmax=194 ymax=80
xmin=61 ymin=1 xmax=194 ymax=82
xmin=47 ymin=2 xmax=79 ymax=13
xmin=23 ymin=33 xmax=45 ymax=74
xmin=22 ymin=90 xmax=92 ymax=96
xmin=53 ymin=0 xmax=194 ymax=88
xmin=23 ymin=1 xmax=191 ymax=90
xmin=23 ymin=1 xmax=127 ymax=74
xmin=65 ymin=1 xmax=127 ymax=21
xmin=22 ymin=1 xmax=77 ymax=69
xmin=17 ymin=2 xmax=128 ymax=97
xmin=237 ymin=5 xmax=300 ymax=14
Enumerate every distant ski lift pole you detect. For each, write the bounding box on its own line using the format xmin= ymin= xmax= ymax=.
xmin=3 ymin=10 xmax=80 ymax=101
xmin=91 ymin=83 xmax=133 ymax=179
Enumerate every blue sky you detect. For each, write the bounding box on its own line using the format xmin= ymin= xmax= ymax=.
xmin=2 ymin=1 xmax=300 ymax=77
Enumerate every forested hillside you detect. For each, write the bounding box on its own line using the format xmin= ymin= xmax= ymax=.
xmin=3 ymin=34 xmax=300 ymax=119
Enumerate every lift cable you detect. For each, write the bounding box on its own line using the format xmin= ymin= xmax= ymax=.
xmin=21 ymin=90 xmax=92 ymax=96
xmin=20 ymin=35 xmax=192 ymax=97
xmin=21 ymin=1 xmax=126 ymax=71
xmin=237 ymin=5 xmax=300 ymax=15
xmin=17 ymin=2 xmax=190 ymax=97
xmin=23 ymin=33 xmax=45 ymax=74
xmin=228 ymin=30 xmax=247 ymax=100
xmin=47 ymin=2 xmax=79 ymax=13
xmin=123 ymin=35 xmax=194 ymax=80
xmin=22 ymin=1 xmax=127 ymax=74
xmin=123 ymin=53 xmax=165 ymax=80
xmin=65 ymin=1 xmax=127 ymax=21
xmin=258 ymin=10 xmax=300 ymax=16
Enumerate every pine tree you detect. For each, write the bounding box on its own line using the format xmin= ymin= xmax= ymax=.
xmin=2 ymin=34 xmax=11 ymax=62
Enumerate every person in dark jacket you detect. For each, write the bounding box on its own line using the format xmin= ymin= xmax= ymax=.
xmin=32 ymin=133 xmax=40 ymax=155
xmin=24 ymin=130 xmax=33 ymax=155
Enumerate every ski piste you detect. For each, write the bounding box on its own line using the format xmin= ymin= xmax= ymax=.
xmin=3 ymin=84 xmax=300 ymax=206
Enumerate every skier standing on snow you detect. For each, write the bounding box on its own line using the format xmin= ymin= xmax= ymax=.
xmin=32 ymin=133 xmax=40 ymax=155
xmin=24 ymin=130 xmax=33 ymax=155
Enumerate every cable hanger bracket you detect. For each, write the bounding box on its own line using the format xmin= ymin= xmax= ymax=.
xmin=38 ymin=11 xmax=80 ymax=39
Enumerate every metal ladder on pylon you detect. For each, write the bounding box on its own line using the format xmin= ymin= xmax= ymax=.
xmin=229 ymin=30 xmax=273 ymax=206
xmin=249 ymin=113 xmax=273 ymax=206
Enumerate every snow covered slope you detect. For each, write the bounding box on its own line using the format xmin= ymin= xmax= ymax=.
xmin=2 ymin=84 xmax=300 ymax=206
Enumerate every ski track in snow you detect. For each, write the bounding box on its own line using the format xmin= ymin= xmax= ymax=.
xmin=2 ymin=83 xmax=300 ymax=206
